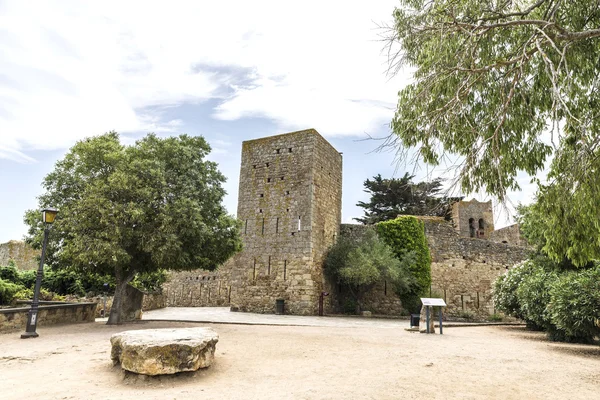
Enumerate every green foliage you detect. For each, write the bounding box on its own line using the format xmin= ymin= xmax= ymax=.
xmin=548 ymin=266 xmax=600 ymax=343
xmin=494 ymin=256 xmax=600 ymax=343
xmin=325 ymin=229 xmax=414 ymax=313
xmin=13 ymin=288 xmax=34 ymax=301
xmin=0 ymin=265 xmax=20 ymax=283
xmin=487 ymin=313 xmax=503 ymax=322
xmin=131 ymin=270 xmax=168 ymax=293
xmin=0 ymin=279 xmax=24 ymax=305
xmin=24 ymin=132 xmax=241 ymax=324
xmin=376 ymin=217 xmax=431 ymax=297
xmin=386 ymin=0 xmax=600 ymax=204
xmin=354 ymin=173 xmax=462 ymax=224
xmin=492 ymin=261 xmax=535 ymax=320
xmin=516 ymin=264 xmax=558 ymax=331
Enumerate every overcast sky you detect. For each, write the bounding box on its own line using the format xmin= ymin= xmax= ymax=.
xmin=0 ymin=0 xmax=536 ymax=243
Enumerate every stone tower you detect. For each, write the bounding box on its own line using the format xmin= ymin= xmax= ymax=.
xmin=451 ymin=199 xmax=495 ymax=239
xmin=226 ymin=129 xmax=343 ymax=315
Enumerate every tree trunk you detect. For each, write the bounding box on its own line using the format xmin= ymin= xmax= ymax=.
xmin=106 ymin=268 xmax=135 ymax=325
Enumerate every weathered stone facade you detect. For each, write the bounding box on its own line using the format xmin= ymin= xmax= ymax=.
xmin=451 ymin=199 xmax=494 ymax=239
xmin=0 ymin=240 xmax=39 ymax=270
xmin=164 ymin=129 xmax=342 ymax=315
xmin=326 ymin=212 xmax=531 ymax=317
xmin=164 ymin=129 xmax=530 ymax=317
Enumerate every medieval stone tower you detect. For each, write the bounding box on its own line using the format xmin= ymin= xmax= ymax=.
xmin=225 ymin=129 xmax=343 ymax=315
xmin=451 ymin=199 xmax=495 ymax=239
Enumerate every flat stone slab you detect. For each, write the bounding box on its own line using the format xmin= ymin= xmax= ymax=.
xmin=110 ymin=327 xmax=219 ymax=375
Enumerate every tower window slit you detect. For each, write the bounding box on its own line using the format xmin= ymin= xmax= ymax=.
xmin=276 ymin=217 xmax=279 ymax=233
xmin=244 ymin=219 xmax=247 ymax=234
xmin=268 ymin=256 xmax=271 ymax=275
xmin=262 ymin=218 xmax=265 ymax=235
xmin=283 ymin=260 xmax=287 ymax=280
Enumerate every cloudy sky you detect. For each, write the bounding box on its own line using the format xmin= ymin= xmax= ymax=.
xmin=0 ymin=0 xmax=535 ymax=243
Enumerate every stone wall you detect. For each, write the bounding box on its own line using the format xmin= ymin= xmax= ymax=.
xmin=163 ymin=270 xmax=230 ymax=307
xmin=0 ymin=240 xmax=39 ymax=270
xmin=0 ymin=302 xmax=97 ymax=333
xmin=420 ymin=216 xmax=531 ymax=317
xmin=489 ymin=224 xmax=528 ymax=247
xmin=331 ymin=219 xmax=530 ymax=317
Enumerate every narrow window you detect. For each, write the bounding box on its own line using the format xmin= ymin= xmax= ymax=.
xmin=298 ymin=216 xmax=301 ymax=231
xmin=253 ymin=165 xmax=257 ymax=169
xmin=283 ymin=260 xmax=287 ymax=280
xmin=384 ymin=280 xmax=387 ymax=296
xmin=253 ymin=259 xmax=256 ymax=279
xmin=276 ymin=217 xmax=279 ymax=233
xmin=259 ymin=208 xmax=263 ymax=213
xmin=266 ymin=162 xmax=270 ymax=167
xmin=276 ymin=149 xmax=280 ymax=154
xmin=478 ymin=218 xmax=485 ymax=229
xmin=280 ymin=176 xmax=284 ymax=180
xmin=268 ymin=256 xmax=271 ymax=275
xmin=285 ymin=190 xmax=290 ymax=195
xmin=286 ymin=208 xmax=290 ymax=212
xmin=288 ymin=148 xmax=292 ymax=153
xmin=267 ymin=178 xmax=271 ymax=182
xmin=244 ymin=219 xmax=248 ymax=234
xmin=259 ymin=193 xmax=264 ymax=198
xmin=261 ymin=218 xmax=265 ymax=235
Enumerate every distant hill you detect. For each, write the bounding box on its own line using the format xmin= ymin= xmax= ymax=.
xmin=0 ymin=240 xmax=40 ymax=270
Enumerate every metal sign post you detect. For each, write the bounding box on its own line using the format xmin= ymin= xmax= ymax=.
xmin=420 ymin=298 xmax=447 ymax=335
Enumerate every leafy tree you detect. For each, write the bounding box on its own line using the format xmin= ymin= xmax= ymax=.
xmin=376 ymin=216 xmax=431 ymax=313
xmin=24 ymin=132 xmax=241 ymax=324
xmin=324 ymin=229 xmax=415 ymax=314
xmin=492 ymin=261 xmax=534 ymax=321
xmin=354 ymin=173 xmax=462 ymax=224
xmin=383 ymin=0 xmax=600 ymax=204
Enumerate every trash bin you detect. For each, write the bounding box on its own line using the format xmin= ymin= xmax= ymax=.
xmin=276 ymin=299 xmax=285 ymax=315
xmin=410 ymin=313 xmax=420 ymax=328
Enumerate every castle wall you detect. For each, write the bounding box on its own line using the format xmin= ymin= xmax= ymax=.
xmin=333 ymin=218 xmax=530 ymax=317
xmin=489 ymin=224 xmax=528 ymax=247
xmin=0 ymin=240 xmax=39 ymax=270
xmin=421 ymin=217 xmax=531 ymax=317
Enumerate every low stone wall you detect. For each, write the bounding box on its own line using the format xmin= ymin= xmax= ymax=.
xmin=163 ymin=270 xmax=230 ymax=307
xmin=142 ymin=292 xmax=166 ymax=311
xmin=0 ymin=302 xmax=97 ymax=333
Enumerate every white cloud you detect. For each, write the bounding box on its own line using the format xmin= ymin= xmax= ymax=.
xmin=0 ymin=0 xmax=405 ymax=161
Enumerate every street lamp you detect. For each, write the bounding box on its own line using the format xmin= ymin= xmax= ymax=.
xmin=21 ymin=207 xmax=58 ymax=339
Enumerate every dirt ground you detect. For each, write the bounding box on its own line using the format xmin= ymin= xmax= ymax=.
xmin=1 ymin=321 xmax=599 ymax=400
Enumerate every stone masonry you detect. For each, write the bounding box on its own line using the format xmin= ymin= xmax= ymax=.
xmin=0 ymin=240 xmax=40 ymax=270
xmin=165 ymin=129 xmax=342 ymax=315
xmin=164 ymin=129 xmax=529 ymax=317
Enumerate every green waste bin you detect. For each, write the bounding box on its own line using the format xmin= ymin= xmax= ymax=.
xmin=276 ymin=299 xmax=285 ymax=315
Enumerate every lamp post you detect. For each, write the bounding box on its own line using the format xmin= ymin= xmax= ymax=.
xmin=21 ymin=207 xmax=58 ymax=339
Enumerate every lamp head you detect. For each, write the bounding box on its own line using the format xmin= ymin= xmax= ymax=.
xmin=42 ymin=207 xmax=58 ymax=224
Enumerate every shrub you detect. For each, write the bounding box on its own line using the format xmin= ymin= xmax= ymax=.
xmin=376 ymin=217 xmax=431 ymax=313
xmin=516 ymin=265 xmax=558 ymax=331
xmin=13 ymin=288 xmax=34 ymax=301
xmin=43 ymin=268 xmax=86 ymax=297
xmin=325 ymin=229 xmax=414 ymax=314
xmin=548 ymin=266 xmax=600 ymax=343
xmin=492 ymin=260 xmax=536 ymax=320
xmin=0 ymin=279 xmax=25 ymax=305
xmin=488 ymin=313 xmax=503 ymax=322
xmin=0 ymin=265 xmax=20 ymax=283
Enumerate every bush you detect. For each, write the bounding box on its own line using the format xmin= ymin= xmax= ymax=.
xmin=0 ymin=278 xmax=25 ymax=305
xmin=516 ymin=265 xmax=558 ymax=331
xmin=43 ymin=269 xmax=86 ymax=297
xmin=488 ymin=313 xmax=503 ymax=322
xmin=0 ymin=265 xmax=20 ymax=283
xmin=493 ymin=260 xmax=536 ymax=320
xmin=548 ymin=266 xmax=600 ymax=343
xmin=13 ymin=288 xmax=34 ymax=301
xmin=376 ymin=216 xmax=431 ymax=314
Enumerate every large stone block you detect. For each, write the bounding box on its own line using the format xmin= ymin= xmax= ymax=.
xmin=110 ymin=327 xmax=219 ymax=375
